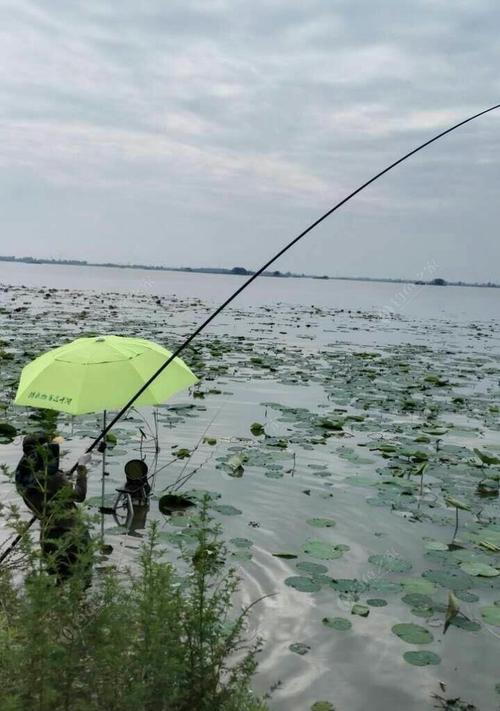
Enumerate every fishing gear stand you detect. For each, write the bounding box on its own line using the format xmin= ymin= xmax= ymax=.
xmin=113 ymin=459 xmax=152 ymax=524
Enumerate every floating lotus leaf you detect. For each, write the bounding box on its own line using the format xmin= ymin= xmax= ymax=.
xmin=402 ymin=593 xmax=433 ymax=608
xmin=366 ymin=598 xmax=387 ymax=607
xmin=351 ymin=604 xmax=369 ymax=617
xmin=400 ymin=578 xmax=436 ymax=595
xmin=474 ymin=448 xmax=500 ymax=466
xmin=226 ymin=454 xmax=246 ymax=477
xmin=265 ymin=469 xmax=284 ymax=479
xmin=455 ymin=590 xmax=479 ymax=603
xmin=481 ymin=606 xmax=500 ymax=626
xmin=187 ymin=489 xmax=221 ymax=502
xmin=403 ymin=651 xmax=441 ymax=666
xmin=306 ymin=518 xmax=336 ymax=528
xmin=250 ymin=422 xmax=265 ymax=436
xmin=459 ymin=561 xmax=499 ymax=577
xmin=230 ymin=537 xmax=253 ymax=548
xmin=285 ymin=576 xmax=321 ymax=593
xmin=296 ymin=562 xmax=328 ymax=575
xmin=412 ymin=608 xmax=435 ymax=621
xmin=392 ymin=623 xmax=433 ymax=644
xmin=329 ymin=578 xmax=368 ymax=594
xmin=345 ymin=476 xmax=377 ymax=487
xmin=322 ymin=617 xmax=352 ymax=631
xmin=368 ymin=554 xmax=412 ymax=573
xmin=211 ymin=504 xmax=242 ymax=516
xmin=289 ymin=642 xmax=310 ymax=655
xmin=368 ymin=579 xmax=403 ymax=594
xmin=311 ymin=702 xmax=335 ymax=711
xmin=423 ymin=569 xmax=472 ymax=591
xmin=302 ymin=540 xmax=348 ymax=560
xmin=311 ymin=574 xmax=333 ymax=586
xmin=424 ymin=540 xmax=449 ymax=552
xmin=105 ymin=431 xmax=117 ymax=445
xmin=449 ymin=617 xmax=481 ymax=632
xmin=318 ymin=418 xmax=343 ymax=431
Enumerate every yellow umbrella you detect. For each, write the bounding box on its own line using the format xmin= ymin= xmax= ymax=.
xmin=14 ymin=335 xmax=198 ymax=543
xmin=14 ymin=335 xmax=198 ymax=414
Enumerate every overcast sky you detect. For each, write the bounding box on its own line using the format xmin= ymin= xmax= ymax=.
xmin=1 ymin=0 xmax=499 ymax=281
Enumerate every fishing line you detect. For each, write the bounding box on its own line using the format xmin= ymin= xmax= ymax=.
xmin=1 ymin=103 xmax=498 ymax=566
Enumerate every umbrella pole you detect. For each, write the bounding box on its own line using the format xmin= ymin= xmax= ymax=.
xmin=100 ymin=410 xmax=107 ymax=544
xmin=154 ymin=407 xmax=159 ymax=453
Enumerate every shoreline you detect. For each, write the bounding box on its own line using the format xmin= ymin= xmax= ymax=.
xmin=0 ymin=256 xmax=498 ymax=289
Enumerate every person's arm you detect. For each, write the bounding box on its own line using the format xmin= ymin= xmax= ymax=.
xmin=73 ymin=464 xmax=88 ymax=502
xmin=55 ymin=454 xmax=90 ymax=503
xmin=73 ymin=454 xmax=91 ymax=502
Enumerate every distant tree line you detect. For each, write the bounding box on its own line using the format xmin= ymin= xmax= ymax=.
xmin=0 ymin=256 xmax=497 ymax=288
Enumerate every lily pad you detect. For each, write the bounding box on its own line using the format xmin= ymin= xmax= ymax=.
xmin=455 ymin=591 xmax=479 ymax=603
xmin=306 ymin=518 xmax=336 ymax=528
xmin=322 ymin=617 xmax=352 ymax=631
xmin=368 ymin=580 xmax=402 ymax=594
xmin=403 ymin=651 xmax=441 ymax=666
xmin=329 ymin=578 xmax=368 ymax=594
xmin=345 ymin=475 xmax=377 ymax=487
xmin=449 ymin=617 xmax=481 ymax=632
xmin=366 ymin=598 xmax=387 ymax=607
xmin=285 ymin=576 xmax=321 ymax=593
xmin=211 ymin=504 xmax=242 ymax=516
xmin=296 ymin=562 xmax=328 ymax=576
xmin=230 ymin=537 xmax=253 ymax=549
xmin=250 ymin=422 xmax=265 ymax=436
xmin=424 ymin=540 xmax=449 ymax=552
xmin=289 ymin=642 xmax=310 ymax=655
xmin=480 ymin=606 xmax=500 ymax=626
xmin=351 ymin=604 xmax=369 ymax=617
xmin=303 ymin=540 xmax=348 ymax=560
xmin=459 ymin=561 xmax=499 ymax=577
xmin=400 ymin=578 xmax=436 ymax=595
xmin=423 ymin=569 xmax=472 ymax=591
xmin=392 ymin=623 xmax=433 ymax=644
xmin=402 ymin=593 xmax=433 ymax=608
xmin=368 ymin=554 xmax=412 ymax=573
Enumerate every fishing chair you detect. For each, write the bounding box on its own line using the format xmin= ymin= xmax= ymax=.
xmin=113 ymin=459 xmax=152 ymax=522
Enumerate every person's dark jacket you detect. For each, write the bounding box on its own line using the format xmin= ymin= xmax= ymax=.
xmin=15 ymin=434 xmax=87 ymax=530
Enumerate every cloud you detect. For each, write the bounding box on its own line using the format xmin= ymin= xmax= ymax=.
xmin=1 ymin=0 xmax=499 ymax=280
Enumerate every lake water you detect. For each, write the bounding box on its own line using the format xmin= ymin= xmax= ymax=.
xmin=0 ymin=261 xmax=499 ymax=711
xmin=1 ymin=260 xmax=499 ymax=321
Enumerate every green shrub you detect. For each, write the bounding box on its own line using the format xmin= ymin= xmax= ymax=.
xmin=0 ymin=506 xmax=268 ymax=711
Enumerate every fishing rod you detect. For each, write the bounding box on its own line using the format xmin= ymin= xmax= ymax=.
xmin=87 ymin=102 xmax=499 ymax=451
xmin=1 ymin=103 xmax=498 ymax=566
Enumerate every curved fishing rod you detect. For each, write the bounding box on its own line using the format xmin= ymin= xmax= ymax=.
xmin=88 ymin=102 xmax=499 ymax=451
xmin=0 ymin=103 xmax=498 ymax=566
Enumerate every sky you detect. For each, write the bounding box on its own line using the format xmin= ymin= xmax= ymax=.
xmin=1 ymin=0 xmax=500 ymax=282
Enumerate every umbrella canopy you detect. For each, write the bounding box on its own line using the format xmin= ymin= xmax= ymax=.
xmin=14 ymin=335 xmax=198 ymax=415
